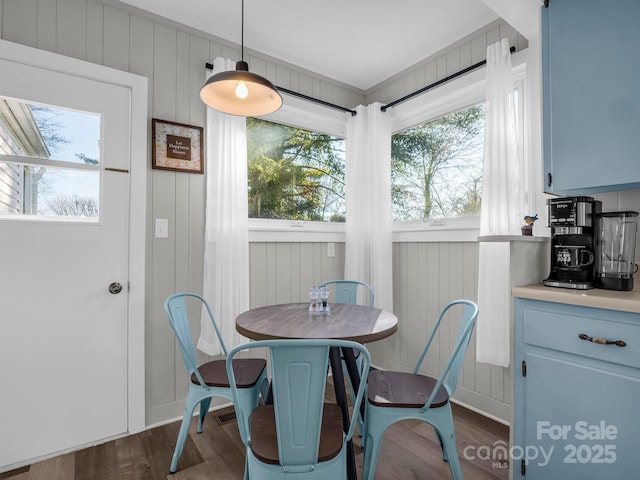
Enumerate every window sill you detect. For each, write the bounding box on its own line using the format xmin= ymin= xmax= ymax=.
xmin=393 ymin=216 xmax=480 ymax=242
xmin=249 ymin=219 xmax=345 ymax=242
xmin=478 ymin=234 xmax=550 ymax=243
xmin=249 ymin=217 xmax=486 ymax=243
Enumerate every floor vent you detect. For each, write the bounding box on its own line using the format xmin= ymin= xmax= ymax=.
xmin=214 ymin=406 xmax=237 ymax=425
xmin=0 ymin=466 xmax=30 ymax=479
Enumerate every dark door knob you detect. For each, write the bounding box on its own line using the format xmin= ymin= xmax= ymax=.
xmin=108 ymin=282 xmax=123 ymax=294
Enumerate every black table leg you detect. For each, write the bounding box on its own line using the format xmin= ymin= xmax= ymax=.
xmin=340 ymin=347 xmax=365 ymax=421
xmin=329 ymin=346 xmax=357 ymax=480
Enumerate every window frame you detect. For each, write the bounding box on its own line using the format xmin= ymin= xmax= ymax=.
xmin=0 ymin=97 xmax=103 ymax=223
xmin=248 ymin=56 xmax=530 ymax=244
xmin=248 ymin=93 xmax=348 ymax=242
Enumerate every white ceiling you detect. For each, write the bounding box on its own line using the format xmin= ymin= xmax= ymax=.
xmin=117 ymin=0 xmax=540 ymax=91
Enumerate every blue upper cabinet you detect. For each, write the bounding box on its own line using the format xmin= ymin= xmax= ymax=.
xmin=542 ymin=0 xmax=640 ymax=194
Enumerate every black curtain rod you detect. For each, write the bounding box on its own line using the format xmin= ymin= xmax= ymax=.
xmin=204 ymin=62 xmax=357 ymax=116
xmin=275 ymin=86 xmax=357 ymax=116
xmin=380 ymin=45 xmax=516 ymax=112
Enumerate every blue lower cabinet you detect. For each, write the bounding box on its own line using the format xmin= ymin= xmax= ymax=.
xmin=514 ymin=298 xmax=640 ymax=479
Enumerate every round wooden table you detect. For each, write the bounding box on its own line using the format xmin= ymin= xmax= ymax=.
xmin=235 ymin=302 xmax=397 ymax=480
xmin=236 ymin=302 xmax=398 ymax=342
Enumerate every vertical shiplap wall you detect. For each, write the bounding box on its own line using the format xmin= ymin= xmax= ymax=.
xmin=366 ymin=19 xmax=528 ymax=106
xmin=0 ymin=0 xmax=366 ymax=426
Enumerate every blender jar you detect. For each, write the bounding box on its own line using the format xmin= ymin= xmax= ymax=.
xmin=597 ymin=211 xmax=638 ymax=291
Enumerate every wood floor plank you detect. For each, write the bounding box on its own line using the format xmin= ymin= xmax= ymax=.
xmin=8 ymin=384 xmax=509 ymax=480
xmin=2 ymin=453 xmax=75 ymax=480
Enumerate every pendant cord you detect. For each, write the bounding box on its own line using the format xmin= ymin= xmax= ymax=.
xmin=240 ymin=0 xmax=244 ymax=62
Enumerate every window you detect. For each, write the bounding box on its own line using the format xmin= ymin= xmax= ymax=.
xmin=391 ymin=103 xmax=485 ymax=222
xmin=246 ymin=116 xmax=346 ymax=223
xmin=0 ymin=97 xmax=101 ymax=220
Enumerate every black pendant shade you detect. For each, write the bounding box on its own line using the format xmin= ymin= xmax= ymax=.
xmin=200 ymin=0 xmax=283 ymax=117
xmin=200 ymin=60 xmax=282 ymax=117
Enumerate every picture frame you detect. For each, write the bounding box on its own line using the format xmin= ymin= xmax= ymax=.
xmin=152 ymin=118 xmax=204 ymax=174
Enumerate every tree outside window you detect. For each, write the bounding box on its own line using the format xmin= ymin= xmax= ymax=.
xmin=246 ymin=117 xmax=346 ymax=222
xmin=391 ymin=103 xmax=485 ymax=221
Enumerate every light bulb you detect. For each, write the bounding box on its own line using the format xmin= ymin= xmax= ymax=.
xmin=235 ymin=81 xmax=249 ymax=99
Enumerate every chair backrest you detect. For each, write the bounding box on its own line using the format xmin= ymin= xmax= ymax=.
xmin=226 ymin=339 xmax=370 ymax=468
xmin=413 ymin=300 xmax=479 ymax=410
xmin=318 ymin=280 xmax=375 ymax=307
xmin=164 ymin=293 xmax=226 ymax=385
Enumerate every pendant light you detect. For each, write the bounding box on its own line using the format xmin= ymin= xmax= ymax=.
xmin=200 ymin=0 xmax=282 ymax=116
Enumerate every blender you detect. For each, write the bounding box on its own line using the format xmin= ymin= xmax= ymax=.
xmin=596 ymin=211 xmax=638 ymax=291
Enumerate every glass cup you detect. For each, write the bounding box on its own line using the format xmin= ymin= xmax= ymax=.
xmin=319 ymin=286 xmax=329 ymax=311
xmin=309 ymin=286 xmax=319 ymax=313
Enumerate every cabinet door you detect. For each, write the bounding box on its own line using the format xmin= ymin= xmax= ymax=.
xmin=542 ymin=0 xmax=640 ymax=194
xmin=520 ymin=351 xmax=640 ymax=479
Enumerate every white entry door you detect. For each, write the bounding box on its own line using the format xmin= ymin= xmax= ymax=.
xmin=0 ymin=42 xmax=145 ymax=469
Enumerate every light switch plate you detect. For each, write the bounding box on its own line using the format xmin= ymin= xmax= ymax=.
xmin=155 ymin=218 xmax=169 ymax=238
xmin=327 ymin=242 xmax=335 ymax=257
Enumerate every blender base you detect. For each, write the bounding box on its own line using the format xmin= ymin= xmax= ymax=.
xmin=597 ymin=276 xmax=634 ymax=291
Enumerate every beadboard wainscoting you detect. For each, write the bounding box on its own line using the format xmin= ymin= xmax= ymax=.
xmin=249 ymin=242 xmax=346 ymax=308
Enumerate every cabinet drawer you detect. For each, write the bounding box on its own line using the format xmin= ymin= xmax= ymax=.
xmin=523 ymin=307 xmax=640 ymax=369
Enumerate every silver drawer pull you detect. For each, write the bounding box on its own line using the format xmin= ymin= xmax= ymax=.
xmin=578 ymin=333 xmax=626 ymax=347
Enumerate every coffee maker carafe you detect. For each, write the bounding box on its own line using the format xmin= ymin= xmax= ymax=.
xmin=596 ymin=211 xmax=638 ymax=291
xmin=544 ymin=196 xmax=601 ymax=289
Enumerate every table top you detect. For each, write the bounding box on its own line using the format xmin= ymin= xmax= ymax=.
xmin=236 ymin=302 xmax=398 ymax=343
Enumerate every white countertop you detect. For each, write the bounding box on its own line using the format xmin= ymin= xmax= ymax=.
xmin=513 ymin=282 xmax=640 ymax=314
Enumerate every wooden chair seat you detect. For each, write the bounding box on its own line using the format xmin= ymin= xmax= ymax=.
xmin=250 ymin=404 xmax=345 ymax=465
xmin=191 ymin=358 xmax=267 ymax=388
xmin=367 ymin=370 xmax=449 ymax=409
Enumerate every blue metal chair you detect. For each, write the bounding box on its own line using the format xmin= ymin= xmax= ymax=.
xmin=318 ymin=280 xmax=375 ymax=307
xmin=226 ymin=339 xmax=371 ymax=479
xmin=362 ymin=300 xmax=479 ymax=480
xmin=164 ymin=293 xmax=268 ymax=475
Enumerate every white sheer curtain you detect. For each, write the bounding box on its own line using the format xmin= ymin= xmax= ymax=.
xmin=198 ymin=57 xmax=249 ymax=356
xmin=345 ymin=103 xmax=393 ymax=313
xmin=476 ymin=39 xmax=524 ymax=367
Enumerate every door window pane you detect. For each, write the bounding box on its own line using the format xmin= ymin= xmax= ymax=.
xmin=0 ymin=97 xmax=101 ymax=220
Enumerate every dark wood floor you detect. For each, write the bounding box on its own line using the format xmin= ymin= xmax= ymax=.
xmin=2 ymin=388 xmax=509 ymax=480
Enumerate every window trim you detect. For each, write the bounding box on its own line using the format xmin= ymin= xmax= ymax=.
xmin=248 ymin=93 xmax=348 ymax=242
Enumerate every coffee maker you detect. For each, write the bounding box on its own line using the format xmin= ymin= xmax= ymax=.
xmin=544 ymin=196 xmax=601 ymax=289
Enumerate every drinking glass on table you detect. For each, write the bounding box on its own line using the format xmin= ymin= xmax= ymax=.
xmin=319 ymin=286 xmax=330 ymax=311
xmin=309 ymin=286 xmax=319 ymax=314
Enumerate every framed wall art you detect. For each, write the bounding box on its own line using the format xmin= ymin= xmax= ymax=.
xmin=152 ymin=118 xmax=204 ymax=173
